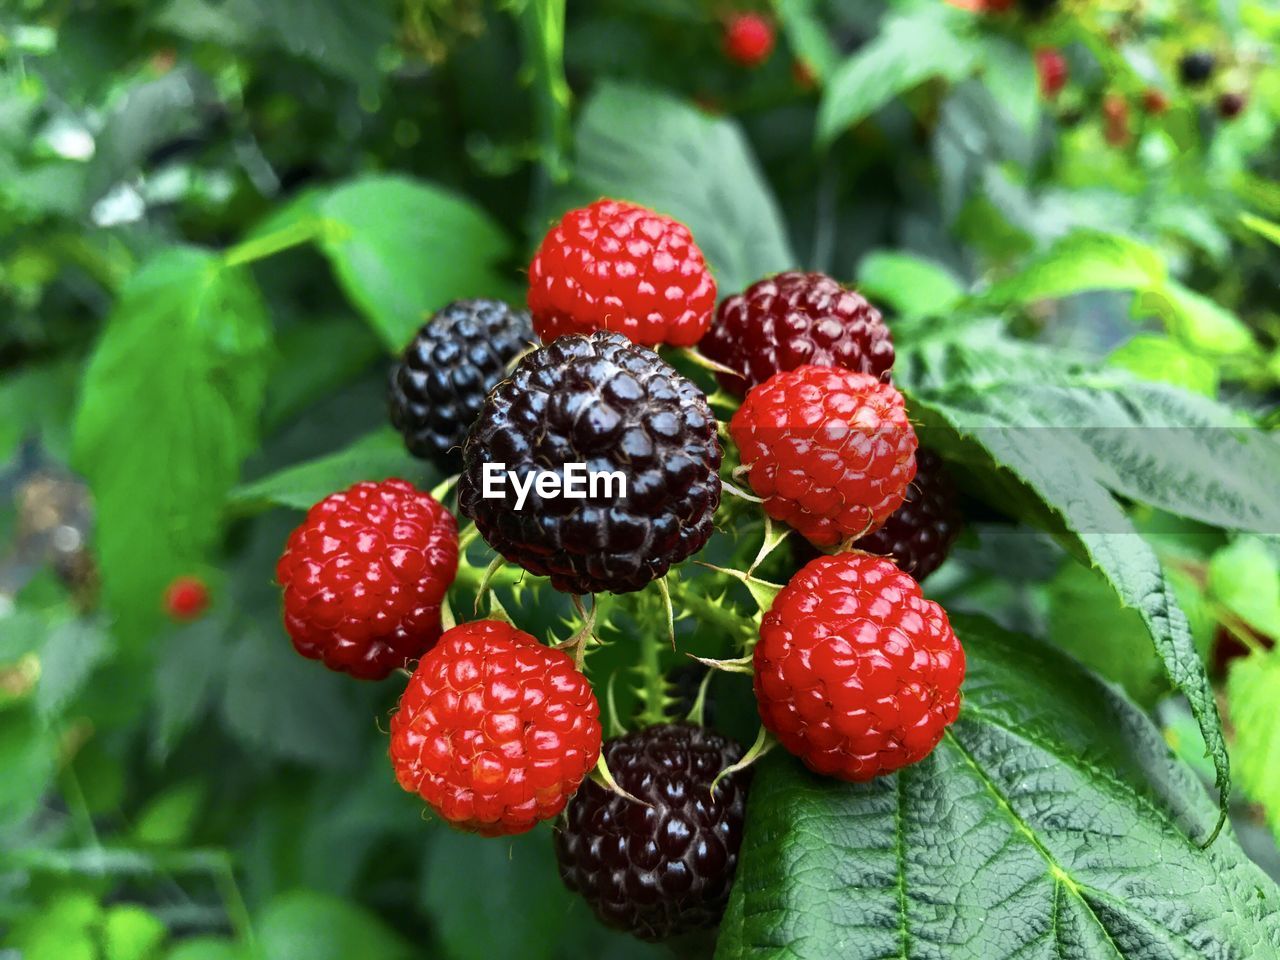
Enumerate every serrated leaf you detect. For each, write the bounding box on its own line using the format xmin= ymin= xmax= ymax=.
xmin=984 ymin=230 xmax=1167 ymax=305
xmin=817 ymin=10 xmax=980 ymax=146
xmin=73 ymin=248 xmax=271 ymax=649
xmin=315 ymin=176 xmax=515 ymax=352
xmin=1136 ymin=281 xmax=1259 ymax=358
xmin=856 ymin=250 xmax=964 ymax=319
xmin=775 ymin=0 xmax=839 ymax=81
xmin=35 ymin=617 xmax=112 ymax=719
xmin=151 ymin=617 xmax=231 ymax=760
xmin=230 ymin=428 xmax=432 ymax=513
xmin=1227 ymin=650 xmax=1280 ymax=844
xmin=564 ymin=83 xmax=795 ymax=294
xmin=717 ymin=616 xmax=1280 ymax=960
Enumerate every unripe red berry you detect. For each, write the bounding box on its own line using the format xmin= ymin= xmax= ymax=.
xmin=1142 ymin=89 xmax=1170 ymax=115
xmin=389 ymin=620 xmax=601 ymax=836
xmin=164 ymin=575 xmax=209 ymax=621
xmin=755 ymin=552 xmax=965 ymax=781
xmin=1036 ymin=49 xmax=1068 ymax=99
xmin=723 ymin=13 xmax=775 ymax=68
xmin=1103 ymin=94 xmax=1131 ymax=146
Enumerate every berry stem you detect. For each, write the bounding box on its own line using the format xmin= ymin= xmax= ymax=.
xmin=514 ymin=0 xmax=572 ymax=185
xmin=635 ymin=586 xmax=672 ymax=727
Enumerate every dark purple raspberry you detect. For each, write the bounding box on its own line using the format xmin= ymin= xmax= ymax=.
xmin=854 ymin=449 xmax=962 ymax=580
xmin=458 ymin=332 xmax=722 ymax=595
xmin=389 ymin=299 xmax=534 ymax=471
xmin=699 ymin=271 xmax=894 ymax=397
xmin=553 ymin=724 xmax=749 ymax=941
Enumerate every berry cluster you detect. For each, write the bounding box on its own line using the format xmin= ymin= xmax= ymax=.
xmin=271 ymin=196 xmax=968 ymax=943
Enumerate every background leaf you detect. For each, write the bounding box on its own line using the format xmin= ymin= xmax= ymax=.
xmin=72 ymin=248 xmax=271 ymax=648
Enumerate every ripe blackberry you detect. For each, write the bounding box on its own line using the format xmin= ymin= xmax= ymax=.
xmin=528 ymin=199 xmax=716 ymax=347
xmin=855 ymin=449 xmax=962 ymax=580
xmin=699 ymin=272 xmax=894 ymax=398
xmin=554 ymin=724 xmax=749 ymax=941
xmin=1178 ymin=51 xmax=1215 ymax=87
xmin=389 ymin=300 xmax=535 ymax=471
xmin=458 ymin=332 xmax=722 ymax=595
xmin=1218 ymin=92 xmax=1247 ymax=119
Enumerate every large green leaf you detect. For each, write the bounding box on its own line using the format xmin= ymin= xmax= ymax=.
xmin=717 ymin=616 xmax=1280 ymax=959
xmin=255 ymin=890 xmax=412 ymax=960
xmin=817 ymin=10 xmax=980 ymax=146
xmin=314 ymin=176 xmax=515 ymax=352
xmin=564 ymin=83 xmax=795 ymax=294
xmin=73 ymin=248 xmax=271 ymax=648
xmin=229 ymin=428 xmax=431 ymax=513
xmin=1228 ymin=650 xmax=1280 ymax=844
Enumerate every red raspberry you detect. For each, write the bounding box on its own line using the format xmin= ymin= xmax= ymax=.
xmin=755 ymin=553 xmax=965 ymax=780
xmin=729 ymin=365 xmax=918 ymax=547
xmin=1036 ymin=48 xmax=1068 ymax=98
xmin=389 ymin=620 xmax=602 ymax=836
xmin=723 ymin=13 xmax=774 ymax=68
xmin=700 ymin=272 xmax=894 ymax=397
xmin=527 ymin=199 xmax=716 ymax=347
xmin=164 ymin=575 xmax=209 ymax=621
xmin=276 ymin=479 xmax=458 ymax=681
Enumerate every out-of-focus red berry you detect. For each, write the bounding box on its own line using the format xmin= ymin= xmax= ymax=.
xmin=165 ymin=576 xmax=210 ymax=622
xmin=1218 ymin=91 xmax=1247 ymax=119
xmin=1036 ymin=49 xmax=1068 ymax=99
xmin=1103 ymin=93 xmax=1131 ymax=146
xmin=723 ymin=13 xmax=775 ymax=68
xmin=1141 ymin=89 xmax=1170 ymax=115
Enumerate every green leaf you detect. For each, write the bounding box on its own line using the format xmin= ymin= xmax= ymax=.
xmin=219 ymin=631 xmax=363 ymax=768
xmin=1241 ymin=211 xmax=1280 ymax=246
xmin=566 ymin=83 xmax=795 ymax=294
xmin=73 ymin=248 xmax=271 ymax=648
xmin=230 ymin=428 xmax=431 ymax=513
xmin=132 ymin=781 xmax=205 ymax=847
xmin=817 ymin=11 xmax=980 ymax=146
xmin=36 ymin=617 xmax=112 ymax=719
xmin=1135 ymin=281 xmax=1259 ymax=358
xmin=1108 ymin=334 xmax=1218 ymax=396
xmin=855 ymin=251 xmax=964 ymax=319
xmin=717 ymin=616 xmax=1280 ymax=960
xmin=1046 ymin=563 xmax=1168 ymax=705
xmin=163 ymin=938 xmax=245 ymax=960
xmin=257 ymin=0 xmax=393 ymax=87
xmin=103 ymin=905 xmax=167 ymax=960
xmin=775 ymin=0 xmax=839 ymax=81
xmin=151 ymin=617 xmax=231 ymax=760
xmin=0 ymin=704 xmax=58 ymax=829
xmin=984 ymin=230 xmax=1166 ymax=305
xmin=1208 ymin=538 xmax=1280 ymax=638
xmin=976 ymin=36 xmax=1039 ymax=135
xmin=314 ymin=176 xmax=514 ymax=352
xmin=256 ymin=890 xmax=413 ymax=960
xmin=1227 ymin=650 xmax=1280 ymax=843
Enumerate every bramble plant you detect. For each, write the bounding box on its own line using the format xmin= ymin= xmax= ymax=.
xmin=3 ymin=0 xmax=1280 ymax=958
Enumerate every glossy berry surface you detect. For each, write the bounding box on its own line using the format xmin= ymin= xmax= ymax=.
xmin=1036 ymin=49 xmax=1068 ymax=98
xmin=389 ymin=299 xmax=534 ymax=471
xmin=554 ymin=724 xmax=748 ymax=940
xmin=459 ymin=332 xmax=722 ymax=595
xmin=390 ymin=620 xmax=601 ymax=836
xmin=1178 ymin=50 xmax=1215 ymax=86
xmin=700 ymin=272 xmax=894 ymax=398
xmin=164 ymin=575 xmax=209 ymax=621
xmin=723 ymin=13 xmax=774 ymax=68
xmin=276 ymin=479 xmax=458 ymax=680
xmin=756 ymin=553 xmax=965 ymax=781
xmin=528 ymin=199 xmax=716 ymax=347
xmin=729 ymin=365 xmax=917 ymax=547
xmin=855 ymin=449 xmax=962 ymax=580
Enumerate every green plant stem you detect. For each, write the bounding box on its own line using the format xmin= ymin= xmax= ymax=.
xmin=515 ymin=0 xmax=572 ymax=186
xmin=224 ymin=217 xmax=324 ymax=268
xmin=635 ymin=610 xmax=669 ymax=728
xmin=667 ymin=575 xmax=757 ymax=651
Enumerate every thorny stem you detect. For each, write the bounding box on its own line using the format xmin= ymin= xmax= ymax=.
xmin=635 ymin=590 xmax=670 ymax=727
